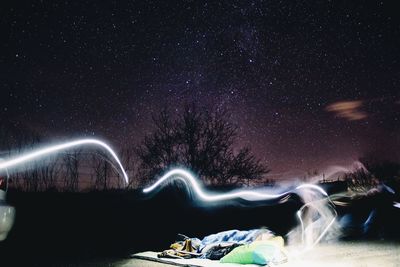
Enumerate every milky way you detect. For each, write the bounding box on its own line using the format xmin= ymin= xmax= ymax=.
xmin=0 ymin=0 xmax=399 ymax=179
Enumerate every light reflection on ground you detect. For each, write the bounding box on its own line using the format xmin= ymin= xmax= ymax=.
xmin=71 ymin=241 xmax=399 ymax=267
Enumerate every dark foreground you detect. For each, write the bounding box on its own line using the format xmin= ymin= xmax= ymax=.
xmin=0 ymin=184 xmax=399 ymax=266
xmin=124 ymin=242 xmax=400 ymax=267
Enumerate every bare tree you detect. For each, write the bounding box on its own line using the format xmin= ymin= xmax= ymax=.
xmin=137 ymin=105 xmax=269 ymax=185
xmin=62 ymin=149 xmax=81 ymax=192
xmin=0 ymin=123 xmax=44 ymax=191
xmin=344 ymin=168 xmax=377 ymax=193
xmin=21 ymin=161 xmax=41 ymax=192
xmin=360 ymin=155 xmax=400 ymax=182
xmin=90 ymin=152 xmax=112 ymax=191
xmin=39 ymin=157 xmax=60 ymax=191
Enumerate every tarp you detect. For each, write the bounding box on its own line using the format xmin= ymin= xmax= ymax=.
xmin=131 ymin=251 xmax=261 ymax=267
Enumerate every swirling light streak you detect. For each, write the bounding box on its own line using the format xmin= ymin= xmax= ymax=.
xmin=0 ymin=139 xmax=129 ymax=184
xmin=295 ymin=200 xmax=337 ymax=251
xmin=143 ymin=168 xmax=337 ymax=250
xmin=144 ymin=168 xmax=329 ymax=202
xmin=296 ymin=183 xmax=328 ymax=197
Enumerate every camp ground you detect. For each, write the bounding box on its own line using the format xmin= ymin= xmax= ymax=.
xmin=1 ymin=163 xmax=400 ymax=266
xmin=1 ymin=0 xmax=400 ymax=265
xmin=59 ymin=242 xmax=400 ymax=267
xmin=129 ymin=242 xmax=400 ymax=267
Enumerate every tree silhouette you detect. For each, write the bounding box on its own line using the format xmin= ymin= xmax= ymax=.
xmin=137 ymin=105 xmax=269 ymax=185
xmin=62 ymin=149 xmax=81 ymax=192
xmin=90 ymin=152 xmax=112 ymax=191
xmin=359 ymin=155 xmax=400 ymax=182
xmin=343 ymin=168 xmax=377 ymax=193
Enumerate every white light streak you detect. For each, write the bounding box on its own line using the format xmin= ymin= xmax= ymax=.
xmin=0 ymin=139 xmax=129 ymax=184
xmin=143 ymin=168 xmax=337 ymax=250
xmin=295 ymin=184 xmax=328 ymax=196
xmin=143 ymin=168 xmax=328 ymax=201
xmin=295 ymin=200 xmax=337 ymax=251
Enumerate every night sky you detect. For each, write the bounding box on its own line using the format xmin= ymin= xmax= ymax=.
xmin=0 ymin=0 xmax=399 ymax=179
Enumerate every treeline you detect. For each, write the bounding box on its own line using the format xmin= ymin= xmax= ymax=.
xmin=2 ymin=147 xmax=139 ymax=192
xmin=0 ymin=121 xmax=140 ymax=192
xmin=1 ymin=105 xmax=270 ymax=192
xmin=343 ymin=158 xmax=400 ymax=193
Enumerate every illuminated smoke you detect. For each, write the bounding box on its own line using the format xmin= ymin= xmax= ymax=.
xmin=289 ymin=186 xmax=338 ymax=254
xmin=0 ymin=139 xmax=129 ymax=184
xmin=144 ymin=168 xmax=337 ymax=252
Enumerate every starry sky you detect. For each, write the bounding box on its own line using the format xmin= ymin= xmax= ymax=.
xmin=0 ymin=0 xmax=399 ymax=179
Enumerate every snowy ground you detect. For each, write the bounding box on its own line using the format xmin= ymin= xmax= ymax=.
xmin=70 ymin=241 xmax=400 ymax=267
xmin=280 ymin=241 xmax=400 ymax=267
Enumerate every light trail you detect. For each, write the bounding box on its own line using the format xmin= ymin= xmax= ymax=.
xmin=295 ymin=199 xmax=337 ymax=251
xmin=0 ymin=139 xmax=129 ymax=184
xmin=0 ymin=159 xmax=10 ymax=192
xmin=143 ymin=168 xmax=337 ymax=250
xmin=0 ymin=139 xmax=338 ymax=251
xmin=144 ymin=168 xmax=329 ymax=202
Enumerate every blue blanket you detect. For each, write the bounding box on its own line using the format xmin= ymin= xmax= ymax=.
xmin=199 ymin=229 xmax=271 ymax=251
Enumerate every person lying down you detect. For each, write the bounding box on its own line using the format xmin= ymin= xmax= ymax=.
xmin=158 ymin=228 xmax=288 ymax=265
